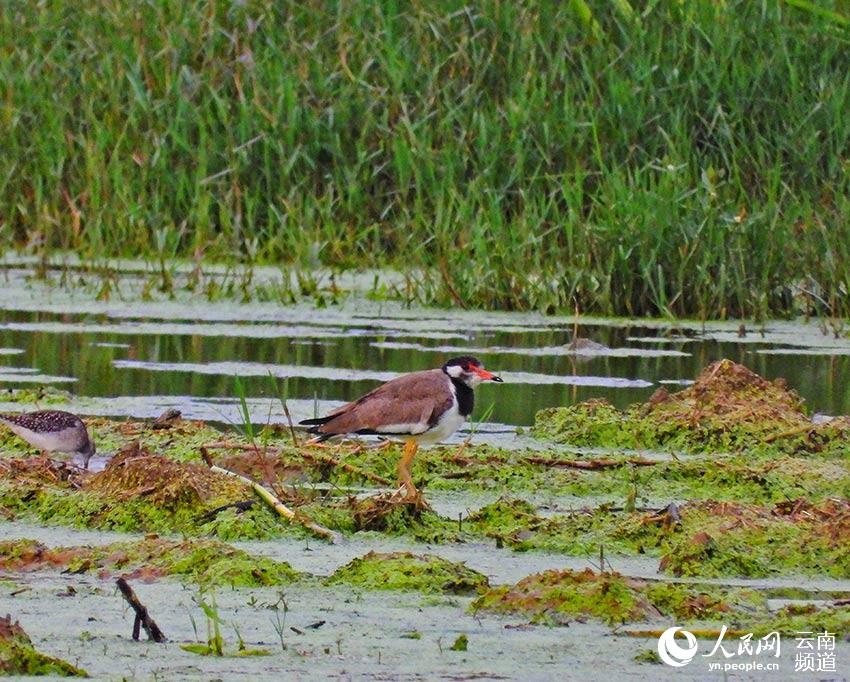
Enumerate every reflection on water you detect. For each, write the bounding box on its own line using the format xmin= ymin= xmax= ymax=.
xmin=2 ymin=306 xmax=850 ymax=426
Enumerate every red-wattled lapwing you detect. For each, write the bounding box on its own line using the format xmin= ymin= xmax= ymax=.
xmin=0 ymin=410 xmax=96 ymax=469
xmin=300 ymin=356 xmax=502 ymax=501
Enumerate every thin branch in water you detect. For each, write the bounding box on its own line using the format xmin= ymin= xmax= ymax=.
xmin=201 ymin=450 xmax=338 ymax=543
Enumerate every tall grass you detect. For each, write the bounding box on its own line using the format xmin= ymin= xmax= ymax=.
xmin=2 ymin=0 xmax=850 ymax=318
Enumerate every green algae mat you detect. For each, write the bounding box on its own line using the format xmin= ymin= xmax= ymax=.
xmin=326 ymin=551 xmax=488 ymax=594
xmin=471 ymin=568 xmax=850 ymax=635
xmin=0 ymin=536 xmax=299 ymax=587
xmin=534 ymin=359 xmax=850 ymax=457
xmin=0 ymin=357 xmax=849 ymax=673
xmin=1 ymin=359 xmax=849 ymax=581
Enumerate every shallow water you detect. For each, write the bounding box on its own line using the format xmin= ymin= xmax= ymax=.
xmin=2 ymin=266 xmax=850 ymax=429
xmin=1 ymin=521 xmax=848 ymax=681
xmin=2 ymin=263 xmax=850 ymax=679
xmin=0 ymin=572 xmax=693 ymax=681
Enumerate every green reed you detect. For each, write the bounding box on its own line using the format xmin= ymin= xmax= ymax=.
xmin=2 ymin=1 xmax=850 ymax=318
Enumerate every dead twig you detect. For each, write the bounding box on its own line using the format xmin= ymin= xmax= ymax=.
xmin=201 ymin=451 xmax=338 ymax=543
xmin=762 ymin=423 xmax=815 ymax=443
xmin=196 ymin=499 xmax=256 ymax=523
xmin=116 ymin=578 xmax=166 ymax=643
xmin=450 ymin=437 xmax=473 ymax=462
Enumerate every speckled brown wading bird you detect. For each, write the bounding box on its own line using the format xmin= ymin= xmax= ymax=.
xmin=300 ymin=356 xmax=503 ymax=502
xmin=0 ymin=410 xmax=96 ymax=468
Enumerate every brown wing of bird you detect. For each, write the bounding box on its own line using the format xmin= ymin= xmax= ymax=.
xmin=0 ymin=410 xmax=83 ymax=432
xmin=301 ymin=369 xmax=453 ymax=439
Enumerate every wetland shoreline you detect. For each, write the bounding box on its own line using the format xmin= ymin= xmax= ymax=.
xmin=1 ymin=271 xmax=849 ymax=679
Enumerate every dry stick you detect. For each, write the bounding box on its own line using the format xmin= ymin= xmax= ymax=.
xmin=762 ymin=423 xmax=815 ymax=443
xmin=200 ymin=450 xmax=338 ymax=543
xmin=116 ymin=578 xmax=166 ymax=643
xmin=280 ymin=399 xmax=300 ymax=447
xmin=450 ymin=436 xmax=473 ymax=462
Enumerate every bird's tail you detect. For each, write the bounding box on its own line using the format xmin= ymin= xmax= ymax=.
xmin=298 ymin=416 xmax=332 ymax=427
xmin=298 ymin=415 xmax=335 ymax=441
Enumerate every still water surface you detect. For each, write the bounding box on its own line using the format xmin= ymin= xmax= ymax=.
xmin=2 ymin=300 xmax=850 ymax=427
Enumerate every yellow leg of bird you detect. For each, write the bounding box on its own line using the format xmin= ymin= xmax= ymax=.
xmin=397 ymin=440 xmax=419 ymax=500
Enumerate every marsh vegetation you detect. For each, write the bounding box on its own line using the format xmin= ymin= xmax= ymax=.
xmin=4 ymin=1 xmax=850 ymax=316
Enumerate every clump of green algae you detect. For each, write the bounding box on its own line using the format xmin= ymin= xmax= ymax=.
xmin=655 ymin=498 xmax=850 ymax=578
xmin=472 ymin=569 xmax=654 ymax=625
xmin=326 ymin=551 xmax=488 ymax=594
xmin=0 ymin=536 xmax=299 ymax=587
xmin=471 ymin=567 xmax=849 ymax=633
xmin=466 ymin=496 xmax=850 ymax=579
xmin=0 ymin=614 xmax=87 ymax=677
xmin=0 ymin=443 xmax=285 ymax=540
xmin=533 ymin=359 xmax=850 ymax=457
xmin=0 ymin=386 xmax=73 ymax=406
xmin=749 ymin=603 xmax=850 ymax=637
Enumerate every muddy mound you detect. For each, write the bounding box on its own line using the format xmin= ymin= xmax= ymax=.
xmin=86 ymin=442 xmax=247 ymax=509
xmin=0 ymin=457 xmax=84 ymax=489
xmin=327 ymin=551 xmax=488 ymax=594
xmin=646 ymin=359 xmax=806 ymax=424
xmin=0 ymin=536 xmax=299 ymax=587
xmin=534 ymin=359 xmax=849 ymax=455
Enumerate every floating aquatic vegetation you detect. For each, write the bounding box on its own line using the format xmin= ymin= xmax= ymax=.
xmin=326 ymin=551 xmax=488 ymax=595
xmin=0 ymin=536 xmax=299 ymax=587
xmin=472 ymin=568 xmax=848 ymax=633
xmin=534 ymin=359 xmax=850 ymax=457
xmin=467 ymin=496 xmax=850 ymax=579
xmin=87 ymin=443 xmax=248 ymax=509
xmin=323 ymin=439 xmax=850 ymax=505
xmin=471 ymin=569 xmax=656 ymax=625
xmin=0 ymin=443 xmax=283 ymax=539
xmin=297 ymin=493 xmax=460 ymax=545
xmin=656 ymin=498 xmax=850 ymax=579
xmin=0 ymin=386 xmax=73 ymax=406
xmin=748 ymin=603 xmax=850 ymax=637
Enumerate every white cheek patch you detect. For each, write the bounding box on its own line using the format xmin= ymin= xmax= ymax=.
xmin=445 ymin=365 xmax=464 ymax=378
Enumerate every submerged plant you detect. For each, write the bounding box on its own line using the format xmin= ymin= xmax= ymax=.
xmin=182 ymin=590 xmax=271 ymax=657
